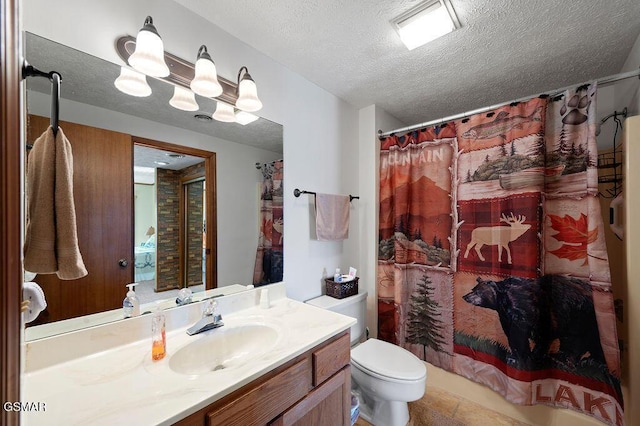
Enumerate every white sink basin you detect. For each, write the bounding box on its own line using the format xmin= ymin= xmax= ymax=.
xmin=169 ymin=324 xmax=279 ymax=376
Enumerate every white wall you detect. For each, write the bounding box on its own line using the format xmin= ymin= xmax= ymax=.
xmin=358 ymin=105 xmax=404 ymax=337
xmin=284 ymin=73 xmax=359 ymax=301
xmin=23 ymin=0 xmax=360 ymax=301
xmin=27 ymin=90 xmax=279 ymax=288
xmin=134 ymin=184 xmax=156 ymax=247
xmin=615 ymin=30 xmax=640 ymax=116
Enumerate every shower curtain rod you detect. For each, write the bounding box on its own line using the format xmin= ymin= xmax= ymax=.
xmin=378 ymin=67 xmax=640 ymax=138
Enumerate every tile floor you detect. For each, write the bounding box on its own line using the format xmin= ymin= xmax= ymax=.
xmin=354 ymin=385 xmax=531 ymax=426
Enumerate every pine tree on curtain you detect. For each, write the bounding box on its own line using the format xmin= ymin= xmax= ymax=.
xmin=378 ymin=85 xmax=623 ymax=425
xmin=253 ymin=160 xmax=283 ymax=286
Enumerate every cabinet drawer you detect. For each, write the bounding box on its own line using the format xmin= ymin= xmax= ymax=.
xmin=270 ymin=366 xmax=351 ymax=426
xmin=312 ymin=332 xmax=350 ymax=386
xmin=207 ymin=358 xmax=312 ymax=426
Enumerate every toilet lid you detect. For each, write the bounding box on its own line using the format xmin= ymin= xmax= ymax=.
xmin=351 ymin=338 xmax=426 ymax=381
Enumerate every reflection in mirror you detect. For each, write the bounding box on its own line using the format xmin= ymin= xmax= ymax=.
xmin=133 ymin=144 xmax=208 ymax=303
xmin=23 ymin=32 xmax=283 ymax=340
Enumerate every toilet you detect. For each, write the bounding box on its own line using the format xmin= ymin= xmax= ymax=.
xmin=306 ymin=292 xmax=427 ymax=426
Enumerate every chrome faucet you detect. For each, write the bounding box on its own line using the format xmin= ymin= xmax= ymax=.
xmin=186 ymin=299 xmax=224 ymax=336
xmin=175 ymin=287 xmax=193 ymax=306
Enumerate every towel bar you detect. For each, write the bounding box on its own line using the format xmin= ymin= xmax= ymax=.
xmin=22 ymin=60 xmax=61 ymax=136
xmin=293 ymin=188 xmax=359 ymax=202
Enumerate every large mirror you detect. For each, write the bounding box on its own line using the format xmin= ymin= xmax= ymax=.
xmin=23 ymin=33 xmax=284 ymax=340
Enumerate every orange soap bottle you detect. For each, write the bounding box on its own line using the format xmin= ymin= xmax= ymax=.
xmin=151 ymin=308 xmax=166 ymax=361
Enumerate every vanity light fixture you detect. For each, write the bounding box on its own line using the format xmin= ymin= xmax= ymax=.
xmin=212 ymin=101 xmax=236 ymax=122
xmin=128 ymin=16 xmax=170 ymax=77
xmin=116 ymin=32 xmax=265 ymax=120
xmin=190 ymin=45 xmax=223 ymax=98
xmin=235 ymin=110 xmax=260 ymax=125
xmin=392 ymin=0 xmax=460 ymax=50
xmin=114 ymin=66 xmax=152 ymax=97
xmin=235 ymin=66 xmax=263 ymax=112
xmin=169 ymin=86 xmax=199 ymax=111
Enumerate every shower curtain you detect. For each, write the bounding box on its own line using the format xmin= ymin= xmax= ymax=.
xmin=377 ymin=85 xmax=624 ymax=425
xmin=253 ymin=160 xmax=284 ymax=285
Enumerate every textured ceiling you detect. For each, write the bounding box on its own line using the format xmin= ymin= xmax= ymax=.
xmin=175 ymin=0 xmax=640 ymax=130
xmin=24 ymin=33 xmax=284 ymax=154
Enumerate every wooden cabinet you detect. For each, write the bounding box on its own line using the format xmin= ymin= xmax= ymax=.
xmin=175 ymin=331 xmax=351 ymax=426
xmin=269 ymin=367 xmax=350 ymax=426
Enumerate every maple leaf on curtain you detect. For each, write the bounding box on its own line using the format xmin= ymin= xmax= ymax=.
xmin=548 ymin=213 xmax=598 ymax=265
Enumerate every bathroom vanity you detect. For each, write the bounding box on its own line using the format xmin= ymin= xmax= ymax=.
xmin=176 ymin=331 xmax=351 ymax=426
xmin=21 ymin=284 xmax=355 ymax=425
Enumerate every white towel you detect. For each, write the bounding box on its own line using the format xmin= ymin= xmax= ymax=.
xmin=315 ymin=193 xmax=350 ymax=241
xmin=23 ymin=282 xmax=47 ymax=323
xmin=24 ymin=270 xmax=37 ymax=282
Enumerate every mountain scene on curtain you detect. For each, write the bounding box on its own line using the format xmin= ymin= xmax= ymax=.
xmin=379 ymin=142 xmax=453 ymax=267
xmin=378 ymin=175 xmax=451 ymax=266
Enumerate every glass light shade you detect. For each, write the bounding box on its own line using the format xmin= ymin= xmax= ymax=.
xmin=236 ymin=78 xmax=263 ymax=112
xmin=169 ymin=86 xmax=199 ymax=111
xmin=397 ymin=2 xmax=455 ymax=50
xmin=191 ymin=57 xmax=223 ymax=98
xmin=235 ymin=110 xmax=259 ymax=125
xmin=114 ymin=67 xmax=152 ymax=97
xmin=128 ymin=23 xmax=170 ymax=77
xmin=212 ymin=101 xmax=236 ymax=122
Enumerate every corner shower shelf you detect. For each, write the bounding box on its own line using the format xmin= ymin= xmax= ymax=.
xmin=597 ymin=151 xmax=621 ymax=169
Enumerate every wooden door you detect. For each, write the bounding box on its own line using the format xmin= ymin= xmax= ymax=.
xmin=26 ymin=115 xmax=133 ymax=324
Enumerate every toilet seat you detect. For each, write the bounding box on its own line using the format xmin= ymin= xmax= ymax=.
xmin=351 ymin=338 xmax=426 ymax=382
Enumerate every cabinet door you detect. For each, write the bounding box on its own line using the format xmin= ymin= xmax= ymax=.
xmin=26 ymin=115 xmax=133 ymax=324
xmin=270 ymin=366 xmax=351 ymax=426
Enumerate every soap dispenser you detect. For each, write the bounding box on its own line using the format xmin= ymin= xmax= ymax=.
xmin=151 ymin=305 xmax=166 ymax=361
xmin=123 ymin=283 xmax=140 ymax=318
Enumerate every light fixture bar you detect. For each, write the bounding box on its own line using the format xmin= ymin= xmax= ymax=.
xmin=116 ymin=35 xmax=238 ymax=105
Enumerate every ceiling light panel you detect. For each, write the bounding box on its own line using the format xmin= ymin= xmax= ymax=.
xmin=392 ymin=0 xmax=460 ymax=50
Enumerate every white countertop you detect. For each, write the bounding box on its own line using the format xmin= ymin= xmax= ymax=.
xmin=24 ymin=284 xmax=250 ymax=341
xmin=22 ymin=291 xmax=355 ymax=425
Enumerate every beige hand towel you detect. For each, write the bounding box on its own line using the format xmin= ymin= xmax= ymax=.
xmin=315 ymin=193 xmax=350 ymax=241
xmin=24 ymin=126 xmax=88 ymax=280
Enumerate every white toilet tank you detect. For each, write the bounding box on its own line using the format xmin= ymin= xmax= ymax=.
xmin=306 ymin=291 xmax=368 ymax=345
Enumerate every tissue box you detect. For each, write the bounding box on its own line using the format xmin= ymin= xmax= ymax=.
xmin=324 ymin=277 xmax=359 ymax=299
